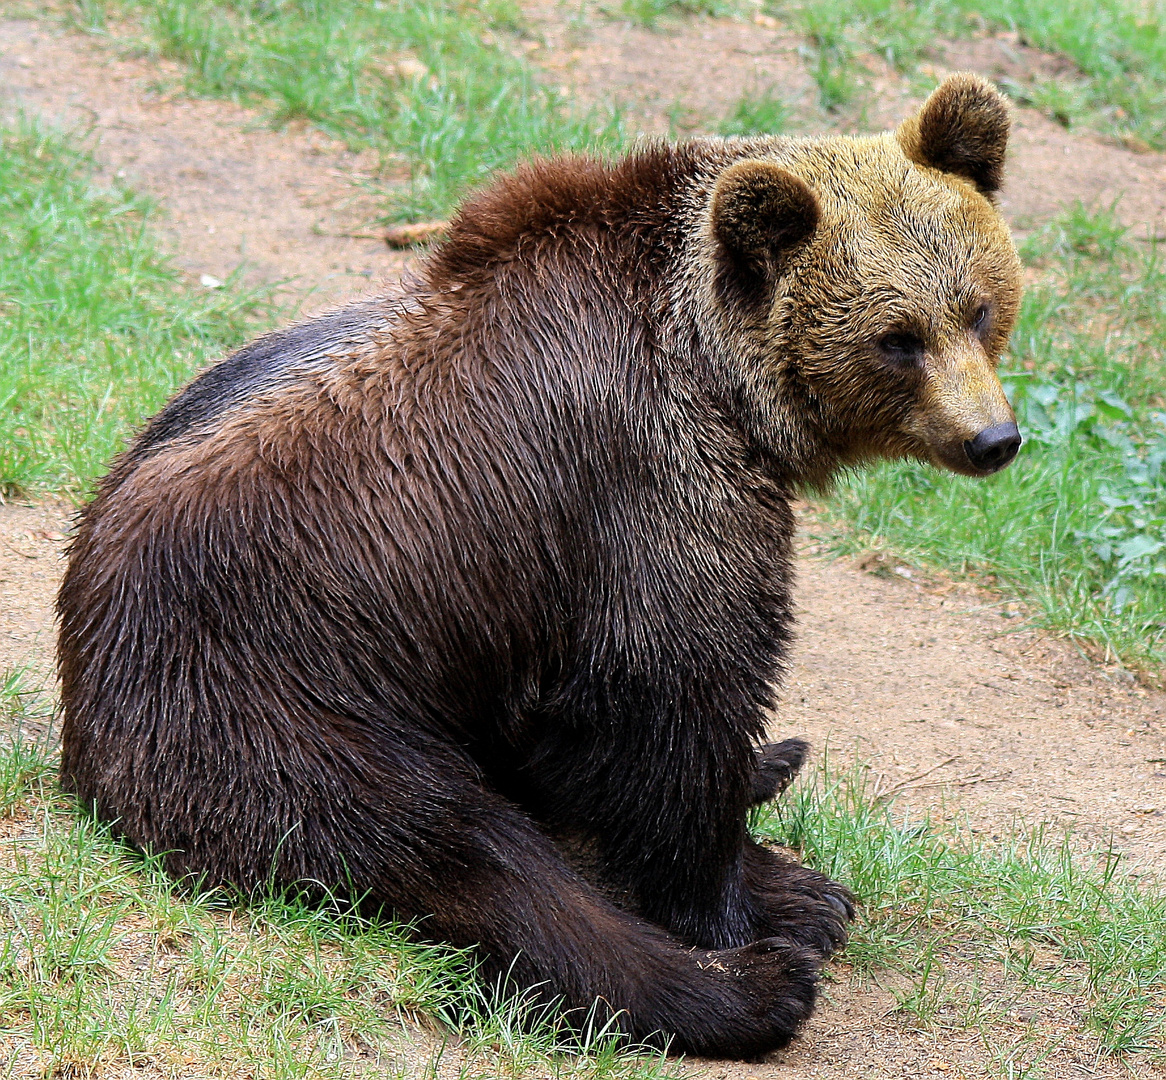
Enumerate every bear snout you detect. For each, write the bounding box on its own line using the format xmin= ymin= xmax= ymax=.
xmin=963 ymin=421 xmax=1022 ymax=473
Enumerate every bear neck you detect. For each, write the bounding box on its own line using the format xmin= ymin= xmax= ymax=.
xmin=664 ymin=199 xmax=849 ymax=490
xmin=425 ymin=141 xmax=853 ymax=492
xmin=669 ymin=304 xmax=852 ymax=492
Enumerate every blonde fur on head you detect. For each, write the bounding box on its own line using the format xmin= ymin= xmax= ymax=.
xmin=679 ymin=74 xmax=1022 ymax=487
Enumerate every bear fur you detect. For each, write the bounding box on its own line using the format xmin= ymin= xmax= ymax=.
xmin=58 ymin=74 xmax=1022 ymax=1058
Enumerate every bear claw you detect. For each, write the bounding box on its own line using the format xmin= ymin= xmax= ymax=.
xmin=745 ymin=842 xmax=855 ymax=959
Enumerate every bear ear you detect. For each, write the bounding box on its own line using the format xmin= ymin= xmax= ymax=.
xmin=712 ymin=160 xmax=819 ymax=262
xmin=896 ymin=73 xmax=1010 ymax=195
xmin=711 ymin=160 xmax=819 ymax=303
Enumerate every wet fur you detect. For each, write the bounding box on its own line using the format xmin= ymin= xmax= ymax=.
xmin=59 ymin=76 xmax=1020 ymax=1058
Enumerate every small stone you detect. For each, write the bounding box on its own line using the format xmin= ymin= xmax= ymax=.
xmin=199 ymin=274 xmax=223 ymax=289
xmin=392 ymin=57 xmax=429 ymax=81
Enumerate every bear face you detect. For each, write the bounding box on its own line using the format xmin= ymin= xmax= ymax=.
xmin=703 ymin=74 xmax=1022 ymax=485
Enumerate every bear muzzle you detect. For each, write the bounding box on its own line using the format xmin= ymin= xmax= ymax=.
xmin=922 ymin=408 xmax=1021 ymax=477
xmin=909 ymin=344 xmax=1021 ymax=477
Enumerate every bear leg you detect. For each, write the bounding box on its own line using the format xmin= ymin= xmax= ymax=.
xmin=354 ymin=774 xmax=823 ymax=1057
xmin=527 ymin=720 xmax=841 ymax=954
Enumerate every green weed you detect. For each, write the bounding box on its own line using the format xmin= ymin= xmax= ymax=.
xmin=797 ymin=5 xmax=861 ymax=112
xmin=617 ymin=0 xmax=742 ymax=29
xmin=0 ymin=113 xmax=269 ymax=496
xmin=768 ymin=0 xmax=1166 ymax=146
xmin=757 ymin=757 xmax=1166 ymax=1058
xmin=0 ymin=669 xmax=56 ymax=814
xmin=818 ymin=206 xmax=1166 ymax=678
xmin=64 ymin=0 xmax=625 ymax=220
xmin=717 ymin=87 xmax=790 ymax=136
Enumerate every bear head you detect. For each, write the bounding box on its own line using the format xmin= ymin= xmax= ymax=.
xmin=704 ymin=73 xmax=1023 ymax=484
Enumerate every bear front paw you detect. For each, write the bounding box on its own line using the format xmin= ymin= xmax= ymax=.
xmin=674 ymin=938 xmax=821 ymax=1058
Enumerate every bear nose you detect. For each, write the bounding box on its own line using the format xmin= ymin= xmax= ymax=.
xmin=964 ymin=422 xmax=1022 ymax=472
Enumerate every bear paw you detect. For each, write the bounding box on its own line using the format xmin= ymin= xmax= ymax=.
xmin=750 ymin=738 xmax=809 ymax=805
xmin=744 ymin=842 xmax=855 ymax=959
xmin=670 ymin=938 xmax=821 ymax=1058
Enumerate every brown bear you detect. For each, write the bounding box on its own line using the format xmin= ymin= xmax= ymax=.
xmin=58 ymin=73 xmax=1022 ymax=1058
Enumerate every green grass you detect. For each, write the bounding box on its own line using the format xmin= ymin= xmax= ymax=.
xmin=0 ymin=670 xmax=55 ymax=815
xmin=817 ymin=206 xmax=1166 ymax=679
xmin=717 ymin=87 xmax=791 ymax=136
xmin=0 ymin=113 xmax=269 ymax=496
xmin=757 ymin=756 xmax=1166 ymax=1062
xmin=617 ymin=0 xmax=743 ymax=28
xmin=61 ymin=0 xmax=625 ymax=220
xmin=764 ymin=0 xmax=1166 ymax=144
xmin=0 ymin=704 xmax=682 ymax=1079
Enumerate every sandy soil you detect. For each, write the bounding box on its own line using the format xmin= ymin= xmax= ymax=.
xmin=0 ymin=9 xmax=1164 ymax=1078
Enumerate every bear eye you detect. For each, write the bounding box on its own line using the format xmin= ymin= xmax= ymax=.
xmin=878 ymin=332 xmax=925 ymax=368
xmin=971 ymin=303 xmax=992 ymax=335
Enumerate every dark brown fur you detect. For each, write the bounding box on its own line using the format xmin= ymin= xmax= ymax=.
xmin=58 ymin=76 xmax=1022 ymax=1058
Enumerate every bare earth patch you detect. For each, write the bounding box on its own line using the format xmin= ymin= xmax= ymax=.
xmin=527 ymin=6 xmax=817 ymax=136
xmin=0 ymin=500 xmax=69 ymax=697
xmin=1 ymin=9 xmax=1165 ymax=1078
xmin=0 ymin=17 xmax=417 ymax=313
xmin=787 ymin=536 xmax=1166 ymax=878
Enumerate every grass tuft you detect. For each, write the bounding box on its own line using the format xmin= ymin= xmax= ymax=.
xmin=717 ymin=86 xmax=790 ymax=136
xmin=0 ymin=670 xmax=56 ymax=815
xmin=617 ymin=0 xmax=744 ymax=29
xmin=756 ymin=757 xmax=1166 ymax=1060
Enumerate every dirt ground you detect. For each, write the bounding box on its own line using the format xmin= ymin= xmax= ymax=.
xmin=0 ymin=17 xmax=417 ymax=313
xmin=1 ymin=9 xmax=1164 ymax=1079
